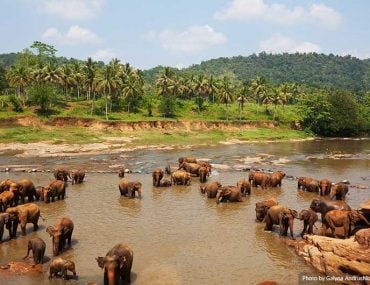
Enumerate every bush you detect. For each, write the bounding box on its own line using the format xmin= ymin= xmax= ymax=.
xmin=28 ymin=83 xmax=57 ymax=114
xmin=8 ymin=95 xmax=23 ymax=112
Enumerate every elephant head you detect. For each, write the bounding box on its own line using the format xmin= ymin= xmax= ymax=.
xmin=309 ymin=198 xmax=322 ymax=212
xmin=118 ymin=169 xmax=125 ymax=178
xmin=199 ymin=167 xmax=208 ymax=183
xmin=96 ymin=255 xmax=127 ymax=285
xmin=152 ymin=168 xmax=164 ymax=187
xmin=129 ymin=181 xmax=142 ymax=199
xmin=42 ymin=186 xmax=51 ymax=203
xmin=330 ymin=183 xmax=349 ymax=200
xmin=216 ymin=187 xmax=227 ymax=204
xmin=47 ymin=226 xmax=64 ymax=256
xmin=279 ymin=208 xmax=298 ymax=239
xmin=349 ymin=210 xmax=370 ymax=226
xmin=319 ymin=179 xmax=331 ymax=196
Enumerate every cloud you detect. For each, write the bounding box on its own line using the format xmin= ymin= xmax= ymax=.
xmin=91 ymin=48 xmax=118 ymax=62
xmin=147 ymin=25 xmax=227 ymax=54
xmin=260 ymin=34 xmax=321 ymax=54
xmin=214 ymin=0 xmax=342 ymax=28
xmin=341 ymin=50 xmax=370 ymax=60
xmin=309 ymin=4 xmax=342 ymax=30
xmin=42 ymin=25 xmax=102 ymax=45
xmin=34 ymin=0 xmax=105 ymax=20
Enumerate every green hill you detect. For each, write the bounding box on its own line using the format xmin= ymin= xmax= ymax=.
xmin=144 ymin=52 xmax=370 ymax=93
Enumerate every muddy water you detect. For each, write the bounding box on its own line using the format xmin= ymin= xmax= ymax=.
xmin=0 ymin=139 xmax=369 ymax=285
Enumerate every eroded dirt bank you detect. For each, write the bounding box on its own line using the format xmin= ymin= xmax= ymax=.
xmin=3 ymin=116 xmax=278 ymax=131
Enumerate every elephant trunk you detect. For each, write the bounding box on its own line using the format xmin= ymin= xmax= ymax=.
xmin=107 ymin=268 xmax=119 ymax=285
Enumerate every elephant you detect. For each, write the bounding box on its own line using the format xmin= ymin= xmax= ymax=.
xmin=23 ymin=237 xmax=46 ymax=264
xmin=310 ymin=198 xmax=351 ymax=220
xmin=298 ymin=209 xmax=318 ymax=236
xmin=268 ymin=171 xmax=285 ymax=187
xmin=249 ymin=171 xmax=271 ymax=189
xmin=53 ymin=168 xmax=71 ymax=182
xmin=330 ymin=182 xmax=349 ymax=200
xmin=35 ymin=187 xmax=44 ymax=201
xmin=118 ymin=169 xmax=125 ymax=178
xmin=178 ymin=156 xmax=197 ymax=165
xmin=96 ymin=243 xmax=134 ymax=285
xmin=0 ymin=185 xmax=16 ymax=211
xmin=72 ymin=170 xmax=85 ymax=185
xmin=49 ymin=257 xmax=77 ymax=280
xmin=200 ymin=182 xmax=222 ymax=198
xmin=16 ymin=179 xmax=37 ymax=204
xmin=42 ymin=180 xmax=66 ymax=203
xmin=46 ymin=217 xmax=74 ymax=256
xmin=216 ymin=186 xmax=243 ymax=204
xmin=297 ymin=177 xmax=316 ymax=191
xmin=255 ymin=198 xmax=279 ymax=222
xmin=152 ymin=168 xmax=164 ymax=187
xmin=171 ymin=170 xmax=191 ymax=186
xmin=199 ymin=166 xmax=209 ymax=183
xmin=0 ymin=212 xmax=13 ymax=242
xmin=197 ymin=161 xmax=212 ymax=175
xmin=0 ymin=178 xmax=14 ymax=193
xmin=6 ymin=203 xmax=40 ymax=236
xmin=319 ymin=178 xmax=332 ymax=196
xmin=264 ymin=205 xmax=298 ymax=239
xmin=118 ymin=179 xmax=142 ymax=199
xmin=236 ymin=178 xmax=251 ymax=196
xmin=159 ymin=178 xmax=172 ymax=187
xmin=178 ymin=162 xmax=201 ymax=176
xmin=322 ymin=210 xmax=370 ymax=238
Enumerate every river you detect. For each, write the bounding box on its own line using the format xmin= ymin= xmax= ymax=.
xmin=0 ymin=139 xmax=369 ymax=285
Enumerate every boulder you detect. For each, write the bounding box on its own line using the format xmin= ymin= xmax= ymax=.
xmin=295 ymin=235 xmax=370 ymax=284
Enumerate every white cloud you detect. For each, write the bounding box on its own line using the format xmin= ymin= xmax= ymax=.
xmin=91 ymin=48 xmax=118 ymax=62
xmin=309 ymin=4 xmax=342 ymax=29
xmin=341 ymin=50 xmax=370 ymax=60
xmin=260 ymin=34 xmax=321 ymax=54
xmin=214 ymin=0 xmax=342 ymax=28
xmin=42 ymin=25 xmax=102 ymax=45
xmin=34 ymin=0 xmax=105 ymax=20
xmin=147 ymin=25 xmax=227 ymax=54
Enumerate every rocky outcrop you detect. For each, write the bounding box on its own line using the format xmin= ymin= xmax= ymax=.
xmin=0 ymin=261 xmax=44 ymax=276
xmin=296 ymin=234 xmax=370 ymax=285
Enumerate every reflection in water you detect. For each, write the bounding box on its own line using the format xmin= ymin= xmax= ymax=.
xmin=0 ymin=139 xmax=369 ymax=284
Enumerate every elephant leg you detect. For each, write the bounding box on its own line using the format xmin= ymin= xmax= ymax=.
xmin=301 ymin=221 xmax=308 ymax=236
xmin=343 ymin=222 xmax=350 ymax=238
xmin=289 ymin=220 xmax=295 ymax=239
xmin=0 ymin=227 xmax=4 ymax=242
xmin=326 ymin=219 xmax=337 ymax=238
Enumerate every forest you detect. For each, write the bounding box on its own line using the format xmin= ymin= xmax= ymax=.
xmin=0 ymin=42 xmax=369 ymax=137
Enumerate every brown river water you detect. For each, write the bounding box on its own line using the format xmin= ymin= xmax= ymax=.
xmin=0 ymin=139 xmax=369 ymax=285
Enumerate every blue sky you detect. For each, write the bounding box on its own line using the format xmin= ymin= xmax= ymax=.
xmin=1 ymin=0 xmax=370 ymax=69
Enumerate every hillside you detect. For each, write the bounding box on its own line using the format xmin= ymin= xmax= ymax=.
xmin=144 ymin=53 xmax=370 ymax=93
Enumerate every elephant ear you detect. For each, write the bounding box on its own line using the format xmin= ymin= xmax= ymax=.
xmin=96 ymin=257 xmax=105 ymax=269
xmin=46 ymin=226 xmax=57 ymax=236
xmin=290 ymin=209 xmax=298 ymax=218
xmin=3 ymin=214 xmax=9 ymax=224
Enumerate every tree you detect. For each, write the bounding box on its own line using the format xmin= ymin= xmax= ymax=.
xmin=249 ymin=76 xmax=267 ymax=113
xmin=28 ymin=83 xmax=57 ymax=114
xmin=122 ymin=75 xmax=143 ymax=113
xmin=96 ymin=64 xmax=120 ymax=120
xmin=30 ymin=41 xmax=57 ymax=63
xmin=155 ymin=67 xmax=176 ymax=117
xmin=6 ymin=65 xmax=29 ymax=104
xmin=217 ymin=76 xmax=235 ymax=120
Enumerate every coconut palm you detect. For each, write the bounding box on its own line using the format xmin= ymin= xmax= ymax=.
xmin=122 ymin=75 xmax=143 ymax=113
xmin=6 ymin=65 xmax=29 ymax=104
xmin=192 ymin=75 xmax=209 ymax=112
xmin=83 ymin=57 xmax=97 ymax=100
xmin=96 ymin=64 xmax=120 ymax=120
xmin=249 ymin=76 xmax=267 ymax=113
xmin=217 ymin=76 xmax=235 ymax=120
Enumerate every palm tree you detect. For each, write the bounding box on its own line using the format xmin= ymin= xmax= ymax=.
xmin=192 ymin=75 xmax=208 ymax=112
xmin=207 ymin=75 xmax=219 ymax=104
xmin=6 ymin=65 xmax=29 ymax=104
xmin=71 ymin=61 xmax=83 ymax=100
xmin=122 ymin=76 xmax=143 ymax=113
xmin=58 ymin=64 xmax=76 ymax=98
xmin=249 ymin=76 xmax=267 ymax=113
xmin=155 ymin=67 xmax=176 ymax=117
xmin=96 ymin=64 xmax=120 ymax=120
xmin=83 ymin=57 xmax=97 ymax=100
xmin=217 ymin=76 xmax=235 ymax=120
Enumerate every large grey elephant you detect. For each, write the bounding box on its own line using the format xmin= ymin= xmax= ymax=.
xmin=118 ymin=179 xmax=142 ymax=199
xmin=96 ymin=243 xmax=134 ymax=285
xmin=6 ymin=203 xmax=40 ymax=236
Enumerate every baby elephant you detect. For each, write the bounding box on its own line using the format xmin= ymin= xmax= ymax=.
xmin=49 ymin=257 xmax=77 ymax=280
xmin=23 ymin=237 xmax=46 ymax=264
xmin=298 ymin=209 xmax=318 ymax=236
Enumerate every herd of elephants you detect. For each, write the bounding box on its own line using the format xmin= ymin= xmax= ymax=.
xmin=0 ymin=155 xmax=369 ymax=285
